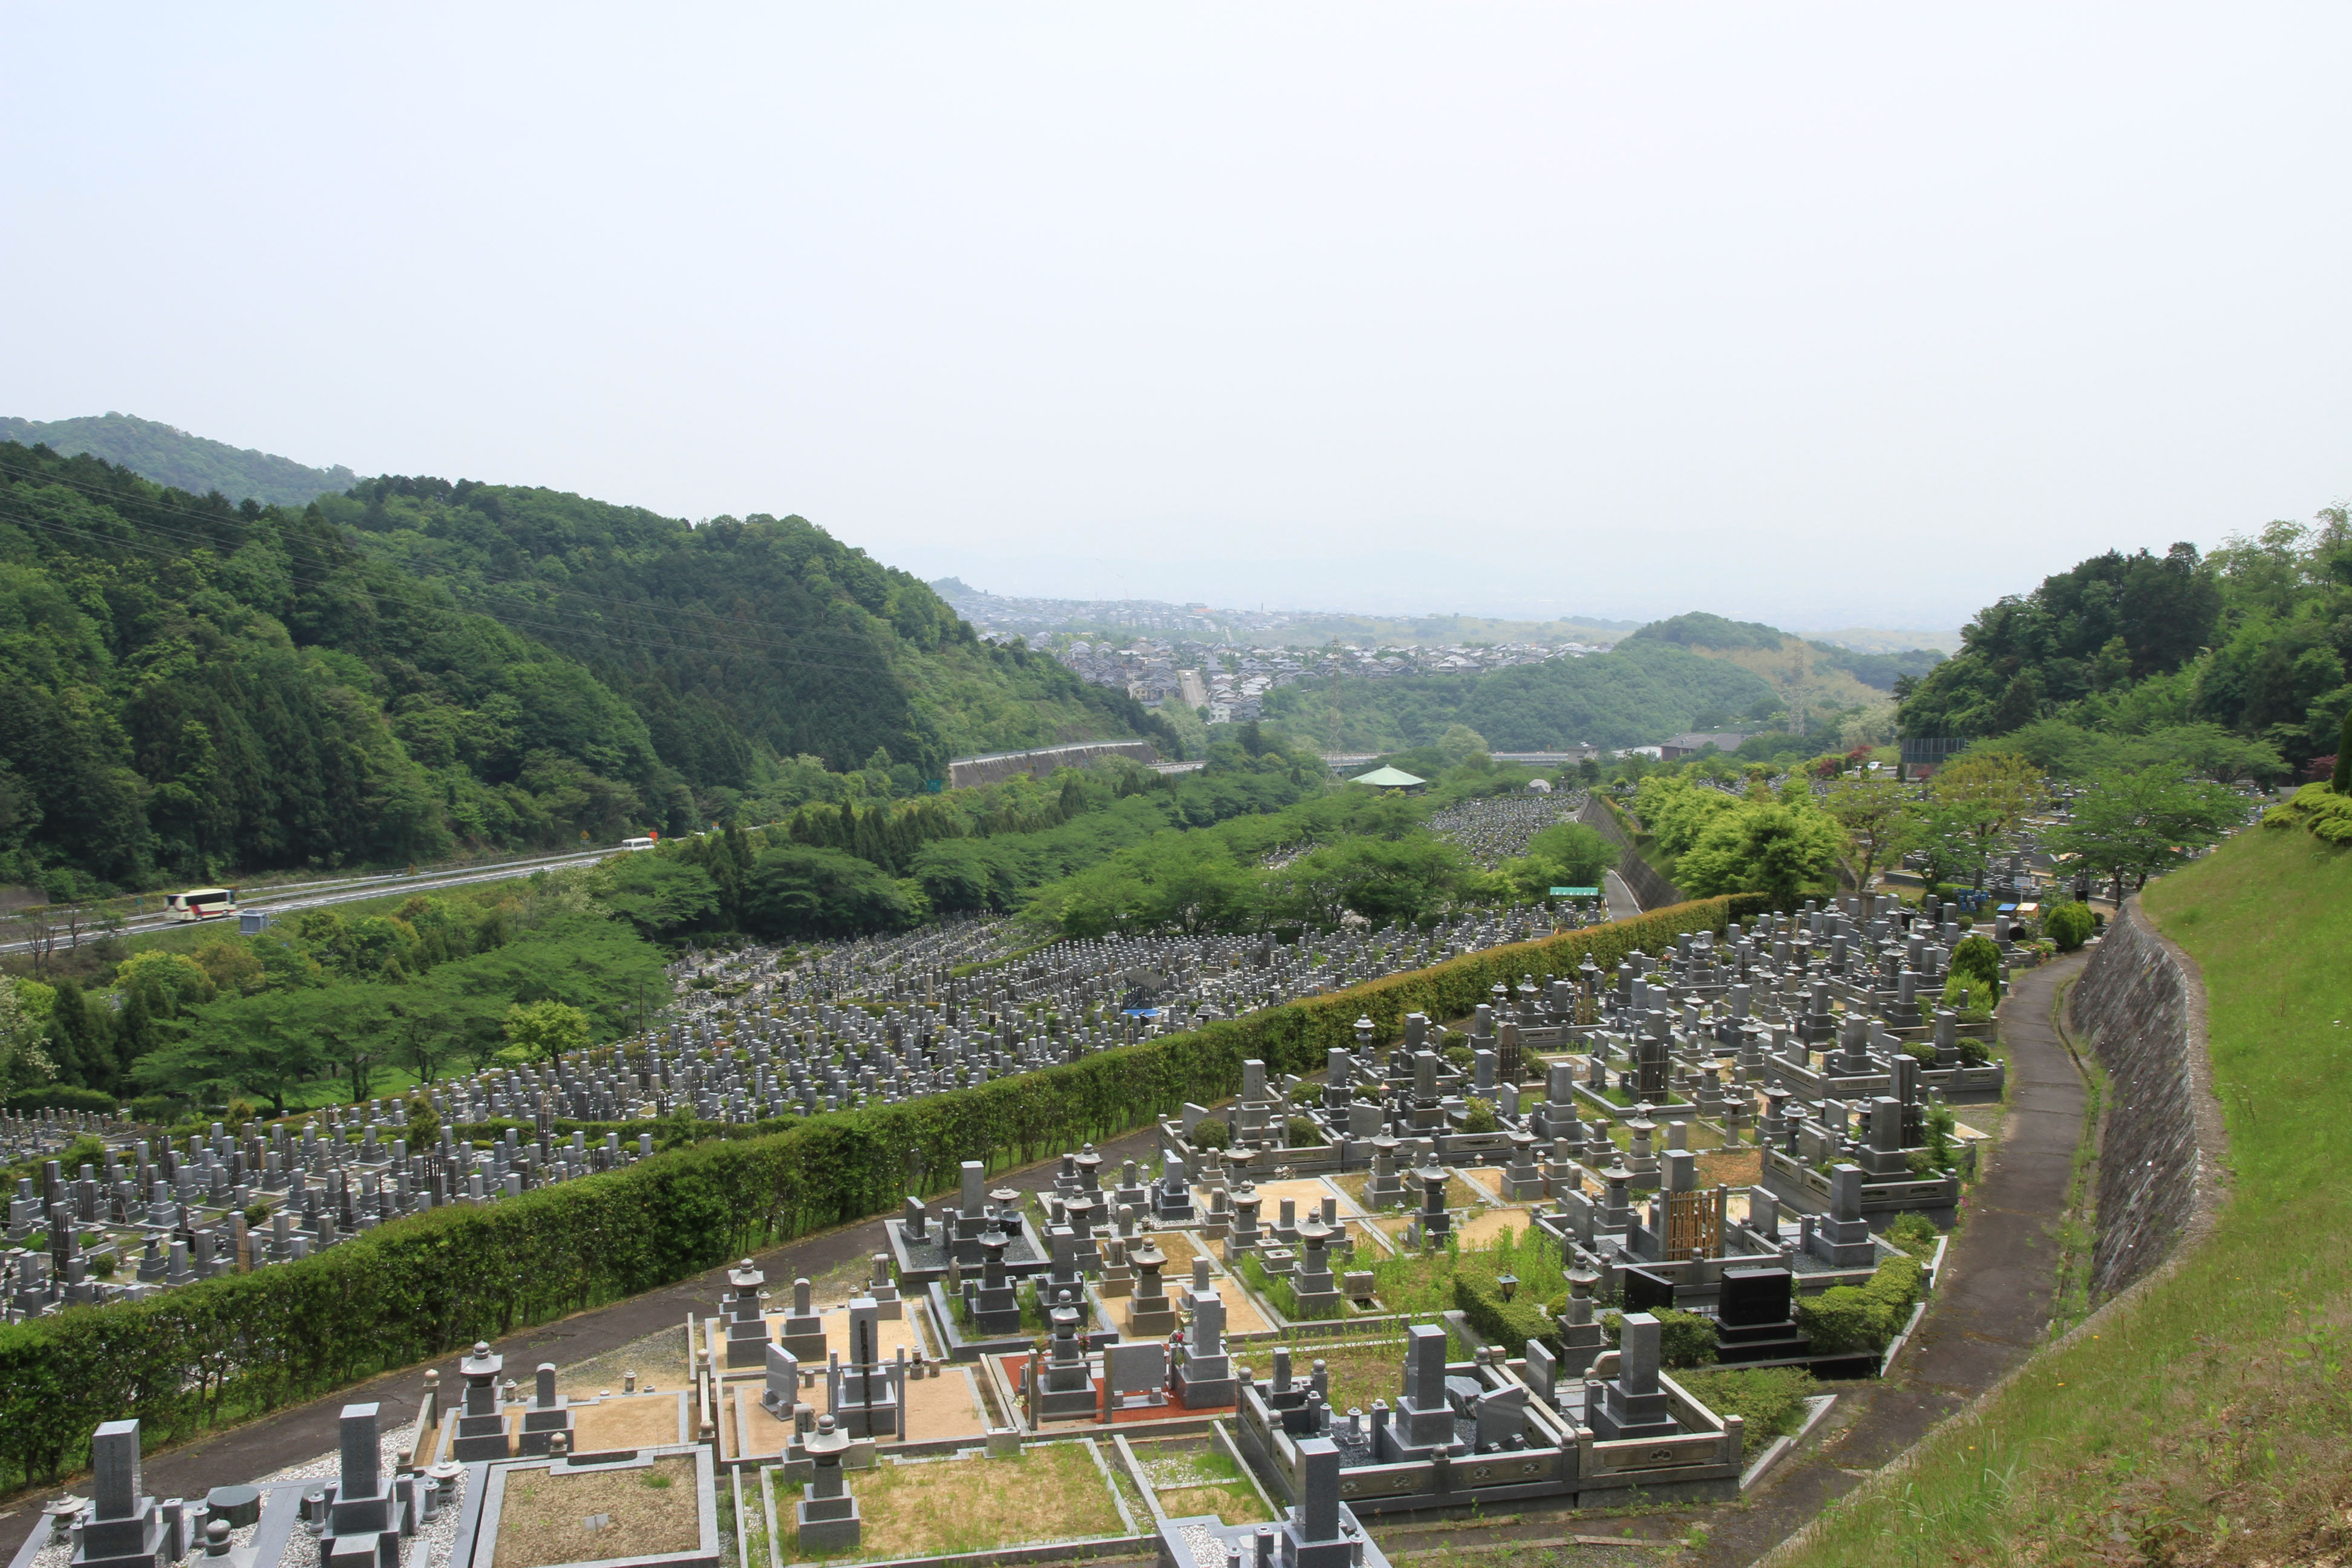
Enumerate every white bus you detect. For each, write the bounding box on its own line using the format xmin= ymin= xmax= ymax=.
xmin=163 ymin=888 xmax=238 ymax=922
xmin=621 ymin=837 xmax=656 ymax=852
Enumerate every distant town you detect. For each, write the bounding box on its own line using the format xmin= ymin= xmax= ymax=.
xmin=930 ymin=578 xmax=1619 ymax=724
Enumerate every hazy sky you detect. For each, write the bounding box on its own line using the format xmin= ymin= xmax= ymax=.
xmin=7 ymin=6 xmax=2350 ymax=632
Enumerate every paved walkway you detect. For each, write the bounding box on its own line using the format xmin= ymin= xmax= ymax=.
xmin=1681 ymin=951 xmax=2091 ymax=1567
xmin=0 ymin=1125 xmax=1166 ymax=1559
xmin=1602 ymin=870 xmax=1644 ymax=921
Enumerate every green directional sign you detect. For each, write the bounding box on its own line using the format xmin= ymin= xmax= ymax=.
xmin=1550 ymin=886 xmax=1601 ymax=897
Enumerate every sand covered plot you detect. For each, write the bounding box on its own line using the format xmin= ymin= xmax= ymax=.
xmin=1249 ymin=1177 xmax=1360 ymax=1217
xmin=1451 ymin=1206 xmax=1534 ymax=1248
xmin=1333 ymin=1171 xmax=1483 ymax=1214
xmin=572 ymin=1393 xmax=690 ymax=1452
xmin=1695 ymin=1147 xmax=1762 ymax=1190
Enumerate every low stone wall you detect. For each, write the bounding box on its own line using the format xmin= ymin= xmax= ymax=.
xmin=1577 ymin=797 xmax=1684 ymax=912
xmin=2065 ymin=901 xmax=2224 ymax=1301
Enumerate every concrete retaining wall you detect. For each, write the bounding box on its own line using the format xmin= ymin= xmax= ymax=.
xmin=1577 ymin=797 xmax=1684 ymax=912
xmin=2065 ymin=901 xmax=2223 ymax=1301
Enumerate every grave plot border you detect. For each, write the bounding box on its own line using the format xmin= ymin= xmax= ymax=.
xmin=456 ymin=1457 xmax=714 ymax=1568
xmin=761 ymin=1437 xmax=1155 ymax=1568
xmin=447 ymin=1443 xmax=720 ymax=1568
xmin=1111 ymin=1420 xmax=1279 ymax=1528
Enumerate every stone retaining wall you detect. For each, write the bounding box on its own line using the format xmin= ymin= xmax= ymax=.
xmin=1577 ymin=797 xmax=1684 ymax=912
xmin=2065 ymin=901 xmax=2220 ymax=1301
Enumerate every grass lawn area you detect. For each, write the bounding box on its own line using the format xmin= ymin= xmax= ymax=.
xmin=791 ymin=1442 xmax=1123 ymax=1561
xmin=1253 ymin=1337 xmax=1412 ymax=1417
xmin=1129 ymin=1440 xmax=1272 ymax=1525
xmin=492 ymin=1455 xmax=698 ymax=1568
xmin=1783 ymin=824 xmax=2352 ymax=1567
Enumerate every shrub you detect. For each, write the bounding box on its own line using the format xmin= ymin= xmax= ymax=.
xmin=1441 ymin=1043 xmax=1475 ymax=1073
xmin=1942 ymin=972 xmax=1997 ymax=1025
xmin=1188 ymin=1117 xmax=1232 ymax=1151
xmin=1795 ymin=1253 xmax=1926 ymax=1356
xmin=1462 ymin=1097 xmax=1500 ymax=1135
xmin=1601 ymin=1307 xmax=1718 ymax=1368
xmin=1677 ymin=1365 xmax=1817 ymax=1437
xmin=1950 ymin=934 xmax=2002 ymax=991
xmin=1955 ymin=1036 xmax=1993 ymax=1067
xmin=1282 ymin=1116 xmax=1321 ymax=1148
xmin=2 ymin=1086 xmax=117 ymax=1115
xmin=1453 ymin=1264 xmax=1556 ymax=1350
xmin=1796 ymin=1286 xmax=1883 ymax=1354
xmin=1886 ymin=1213 xmax=1941 ymax=1256
xmin=2043 ymin=902 xmax=2095 ymax=952
xmin=1900 ymin=1041 xmax=1936 ymax=1067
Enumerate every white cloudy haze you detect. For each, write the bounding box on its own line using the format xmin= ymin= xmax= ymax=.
xmin=5 ymin=5 xmax=2350 ymax=632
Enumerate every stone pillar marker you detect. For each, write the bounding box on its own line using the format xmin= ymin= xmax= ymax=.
xmin=1284 ymin=1436 xmax=1350 ymax=1568
xmin=77 ymin=1420 xmax=167 ymax=1568
xmin=795 ymin=1414 xmax=861 ymax=1552
xmin=451 ymin=1342 xmax=511 ymax=1461
xmin=94 ymin=1420 xmax=142 ymax=1517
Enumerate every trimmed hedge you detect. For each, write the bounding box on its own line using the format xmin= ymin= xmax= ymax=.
xmin=5 ymin=1086 xmax=120 ymax=1116
xmin=0 ymin=893 xmax=1761 ymax=1488
xmin=1601 ymin=1307 xmax=1718 ymax=1369
xmin=1794 ymin=1253 xmax=1926 ymax=1356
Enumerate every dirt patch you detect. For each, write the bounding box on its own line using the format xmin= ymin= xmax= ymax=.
xmin=1252 ymin=1177 xmax=1356 ymax=1218
xmin=799 ymin=1442 xmax=1124 ymax=1560
xmin=900 ymin=1366 xmax=990 ymax=1440
xmin=1693 ymin=1148 xmax=1760 ymax=1189
xmin=1208 ymin=1283 xmax=1272 ymax=1336
xmin=557 ymin=1322 xmax=695 ymax=1402
xmin=491 ymin=1455 xmax=699 ymax=1568
xmin=572 ymin=1395 xmax=687 ymax=1452
xmin=1336 ymin=1171 xmax=1483 ymax=1213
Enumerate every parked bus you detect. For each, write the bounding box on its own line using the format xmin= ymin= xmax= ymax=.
xmin=163 ymin=888 xmax=238 ymax=922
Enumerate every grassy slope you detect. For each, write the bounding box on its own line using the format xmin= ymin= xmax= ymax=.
xmin=1782 ymin=824 xmax=2352 ymax=1566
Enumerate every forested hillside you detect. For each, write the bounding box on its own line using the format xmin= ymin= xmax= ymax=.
xmin=1898 ymin=518 xmax=2352 ymax=779
xmin=1266 ymin=632 xmax=1829 ymax=751
xmin=0 ymin=414 xmax=356 ymax=507
xmin=1624 ymin=612 xmax=1944 ymax=691
xmin=0 ymin=443 xmax=1164 ymax=892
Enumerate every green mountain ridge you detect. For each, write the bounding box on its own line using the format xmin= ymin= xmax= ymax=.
xmin=0 ymin=413 xmax=356 ymax=507
xmin=1264 ymin=613 xmax=1944 ymax=753
xmin=0 ymin=443 xmax=1166 ymax=891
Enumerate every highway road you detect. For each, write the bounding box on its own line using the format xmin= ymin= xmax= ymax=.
xmin=0 ymin=846 xmax=626 ymax=956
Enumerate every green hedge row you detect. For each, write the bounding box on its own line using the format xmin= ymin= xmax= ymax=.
xmin=1794 ymin=1253 xmax=1927 ymax=1355
xmin=0 ymin=893 xmax=1762 ymax=1488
